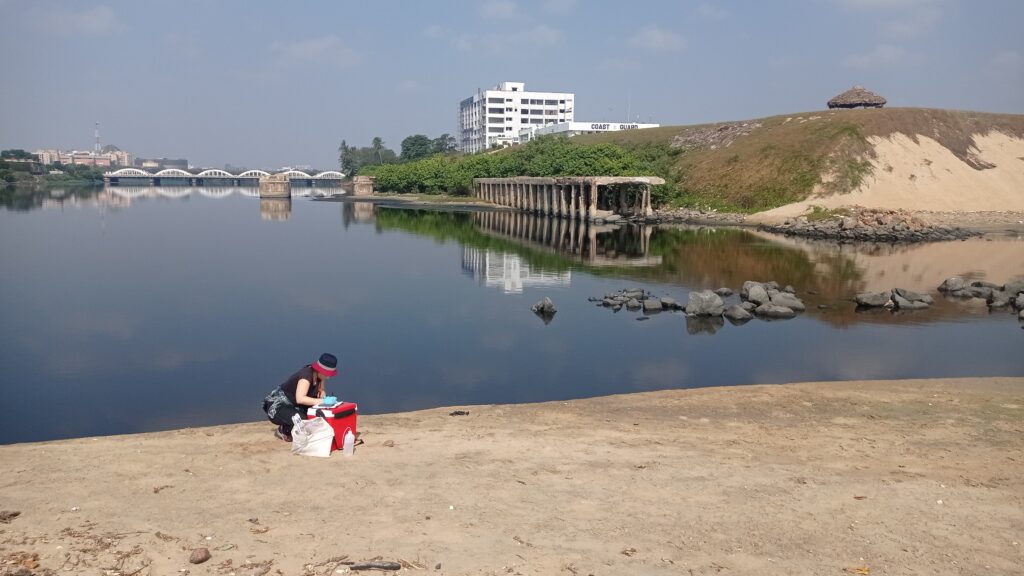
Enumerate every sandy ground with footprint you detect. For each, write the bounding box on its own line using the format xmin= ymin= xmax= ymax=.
xmin=2 ymin=377 xmax=1022 ymax=576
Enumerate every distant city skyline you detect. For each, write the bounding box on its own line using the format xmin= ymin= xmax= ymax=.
xmin=1 ymin=0 xmax=1021 ymax=169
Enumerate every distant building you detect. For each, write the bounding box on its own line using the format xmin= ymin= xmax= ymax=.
xmin=136 ymin=158 xmax=188 ymax=170
xmin=33 ymin=149 xmax=64 ymax=165
xmin=519 ymin=121 xmax=661 ymax=143
xmin=70 ymin=151 xmax=111 ymax=167
xmin=107 ymin=150 xmax=133 ymax=166
xmin=458 ymin=81 xmax=574 ymax=154
xmin=33 ymin=147 xmax=133 ymax=166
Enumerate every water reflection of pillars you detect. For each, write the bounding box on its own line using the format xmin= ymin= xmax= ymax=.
xmin=473 ymin=210 xmax=593 ymax=260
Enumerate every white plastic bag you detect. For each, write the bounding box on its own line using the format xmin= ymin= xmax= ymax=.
xmin=291 ymin=416 xmax=335 ymax=458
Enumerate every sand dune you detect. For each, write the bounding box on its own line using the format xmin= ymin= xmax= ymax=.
xmin=755 ymin=131 xmax=1024 ymax=219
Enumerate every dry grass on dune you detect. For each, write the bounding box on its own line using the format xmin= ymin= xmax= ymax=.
xmin=579 ymin=108 xmax=1024 ymax=212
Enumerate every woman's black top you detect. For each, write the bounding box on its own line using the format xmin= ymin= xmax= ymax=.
xmin=279 ymin=365 xmax=321 ymax=405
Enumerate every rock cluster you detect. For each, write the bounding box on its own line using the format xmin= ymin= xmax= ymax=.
xmin=738 ymin=281 xmax=806 ymax=319
xmin=640 ymin=207 xmax=746 ymax=225
xmin=590 ymin=281 xmax=806 ymax=327
xmin=531 ymin=297 xmax=557 ymax=324
xmin=670 ymin=122 xmax=762 ymax=151
xmin=759 ymin=208 xmax=978 ymax=243
xmin=591 ymin=288 xmax=682 ymax=314
xmin=855 ymin=288 xmax=934 ymax=310
xmin=938 ymin=277 xmax=1024 ymax=313
xmin=854 ymin=278 xmax=1024 ymax=319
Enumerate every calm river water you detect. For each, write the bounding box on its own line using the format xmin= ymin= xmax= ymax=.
xmin=1 ymin=186 xmax=1022 ymax=444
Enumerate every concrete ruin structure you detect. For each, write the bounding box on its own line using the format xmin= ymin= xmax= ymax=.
xmin=258 ymin=173 xmax=291 ymax=198
xmin=352 ymin=175 xmax=375 ymax=197
xmin=473 ymin=176 xmax=664 ymax=220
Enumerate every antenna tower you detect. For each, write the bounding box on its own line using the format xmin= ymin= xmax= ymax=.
xmin=94 ymin=122 xmax=101 ymax=154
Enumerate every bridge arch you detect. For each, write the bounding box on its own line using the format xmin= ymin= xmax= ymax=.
xmin=313 ymin=170 xmax=345 ymax=179
xmin=278 ymin=169 xmax=312 ymax=179
xmin=196 ymin=169 xmax=233 ymax=178
xmin=238 ymin=170 xmax=270 ymax=178
xmin=154 ymin=168 xmax=193 ymax=177
xmin=107 ymin=168 xmax=150 ymax=177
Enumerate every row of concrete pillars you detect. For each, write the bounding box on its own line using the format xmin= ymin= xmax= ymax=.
xmin=474 ymin=179 xmax=652 ymax=220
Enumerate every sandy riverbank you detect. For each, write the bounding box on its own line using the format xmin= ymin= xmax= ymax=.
xmin=2 ymin=377 xmax=1022 ymax=576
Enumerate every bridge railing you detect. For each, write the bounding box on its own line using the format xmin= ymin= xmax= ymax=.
xmin=105 ymin=168 xmax=345 ymax=179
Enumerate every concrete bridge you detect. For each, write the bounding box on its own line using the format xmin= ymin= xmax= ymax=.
xmin=474 ymin=176 xmax=663 ymax=220
xmin=104 ymin=168 xmax=345 ymax=187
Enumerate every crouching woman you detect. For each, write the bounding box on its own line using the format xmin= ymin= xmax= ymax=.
xmin=263 ymin=353 xmax=337 ymax=441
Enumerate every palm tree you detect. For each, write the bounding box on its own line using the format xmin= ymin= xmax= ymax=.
xmin=371 ymin=137 xmax=384 ymax=165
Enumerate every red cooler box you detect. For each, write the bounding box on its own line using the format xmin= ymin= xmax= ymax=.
xmin=306 ymin=402 xmax=358 ymax=452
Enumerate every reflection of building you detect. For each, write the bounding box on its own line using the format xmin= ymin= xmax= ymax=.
xmin=260 ymin=198 xmax=292 ymax=221
xmin=461 ymin=247 xmax=571 ymax=294
xmin=342 ymin=201 xmax=376 ymax=228
xmin=459 ymin=81 xmax=574 ymax=153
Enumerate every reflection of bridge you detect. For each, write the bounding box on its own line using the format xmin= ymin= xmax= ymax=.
xmin=473 ymin=210 xmax=662 ymax=266
xmin=104 ymin=186 xmax=343 ymax=200
xmin=104 ymin=168 xmax=345 ymax=187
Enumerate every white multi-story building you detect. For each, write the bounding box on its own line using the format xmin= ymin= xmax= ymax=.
xmin=458 ymin=81 xmax=574 ymax=154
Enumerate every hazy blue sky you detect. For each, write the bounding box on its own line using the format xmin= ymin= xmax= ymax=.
xmin=1 ymin=0 xmax=1021 ymax=170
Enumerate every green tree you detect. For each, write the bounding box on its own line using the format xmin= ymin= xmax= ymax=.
xmin=371 ymin=137 xmax=385 ymax=165
xmin=431 ymin=134 xmax=457 ymax=154
xmin=338 ymin=139 xmax=398 ymax=175
xmin=1 ymin=149 xmax=37 ymax=161
xmin=400 ymin=134 xmax=434 ymax=162
xmin=338 ymin=140 xmax=356 ymax=175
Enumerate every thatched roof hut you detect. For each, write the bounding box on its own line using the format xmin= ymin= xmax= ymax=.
xmin=827 ymin=86 xmax=886 ymax=109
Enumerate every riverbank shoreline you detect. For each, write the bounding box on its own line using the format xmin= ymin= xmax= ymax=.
xmin=2 ymin=377 xmax=1021 ymax=575
xmin=324 ymin=194 xmax=1024 ymax=239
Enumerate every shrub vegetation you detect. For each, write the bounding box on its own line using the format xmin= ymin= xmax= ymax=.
xmin=361 ymin=136 xmax=678 ymax=199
